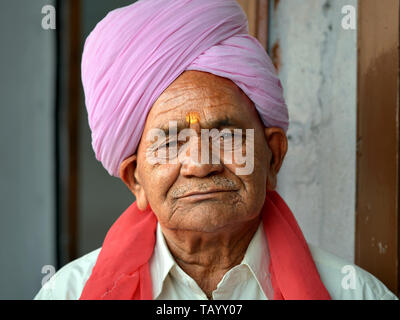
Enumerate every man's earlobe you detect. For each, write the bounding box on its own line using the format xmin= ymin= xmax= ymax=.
xmin=119 ymin=155 xmax=149 ymax=211
xmin=266 ymin=175 xmax=277 ymax=191
xmin=264 ymin=127 xmax=288 ymax=190
xmin=264 ymin=127 xmax=288 ymax=173
xmin=119 ymin=154 xmax=137 ymax=192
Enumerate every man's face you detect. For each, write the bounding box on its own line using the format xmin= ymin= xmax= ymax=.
xmin=126 ymin=71 xmax=284 ymax=233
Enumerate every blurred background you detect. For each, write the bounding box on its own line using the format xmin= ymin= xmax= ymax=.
xmin=0 ymin=0 xmax=398 ymax=299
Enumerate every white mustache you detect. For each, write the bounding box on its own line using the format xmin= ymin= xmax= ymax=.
xmin=170 ymin=176 xmax=238 ymax=199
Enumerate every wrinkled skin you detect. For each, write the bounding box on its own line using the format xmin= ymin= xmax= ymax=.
xmin=120 ymin=70 xmax=287 ymax=298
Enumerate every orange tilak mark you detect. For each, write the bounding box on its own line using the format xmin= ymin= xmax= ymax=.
xmin=186 ymin=112 xmax=200 ymax=125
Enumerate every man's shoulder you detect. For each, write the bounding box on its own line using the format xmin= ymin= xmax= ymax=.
xmin=34 ymin=243 xmax=399 ymax=300
xmin=34 ymin=248 xmax=101 ymax=300
xmin=308 ymin=243 xmax=398 ymax=300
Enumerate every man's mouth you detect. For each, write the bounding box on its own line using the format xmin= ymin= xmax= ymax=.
xmin=177 ymin=189 xmax=237 ymax=200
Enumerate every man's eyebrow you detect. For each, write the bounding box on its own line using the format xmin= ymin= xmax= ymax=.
xmin=156 ymin=121 xmax=188 ymax=135
xmin=155 ymin=117 xmax=242 ymax=135
xmin=207 ymin=117 xmax=239 ymax=128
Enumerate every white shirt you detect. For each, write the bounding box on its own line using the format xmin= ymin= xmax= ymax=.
xmin=34 ymin=222 xmax=398 ymax=300
xmin=151 ymin=221 xmax=274 ymax=300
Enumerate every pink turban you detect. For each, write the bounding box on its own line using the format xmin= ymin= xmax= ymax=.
xmin=81 ymin=0 xmax=288 ymax=177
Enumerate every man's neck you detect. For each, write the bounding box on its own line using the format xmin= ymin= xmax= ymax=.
xmin=160 ymin=216 xmax=261 ymax=298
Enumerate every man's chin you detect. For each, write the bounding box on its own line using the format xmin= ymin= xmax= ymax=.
xmin=170 ymin=205 xmax=248 ymax=233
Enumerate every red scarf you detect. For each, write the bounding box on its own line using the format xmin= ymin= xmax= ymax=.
xmin=80 ymin=191 xmax=331 ymax=300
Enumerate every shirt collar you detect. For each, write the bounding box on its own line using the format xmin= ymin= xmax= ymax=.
xmin=149 ymin=222 xmax=176 ymax=299
xmin=241 ymin=220 xmax=274 ymax=299
xmin=149 ymin=220 xmax=273 ymax=299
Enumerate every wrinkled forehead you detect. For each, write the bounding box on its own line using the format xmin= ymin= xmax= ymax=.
xmin=143 ymin=71 xmax=258 ymax=130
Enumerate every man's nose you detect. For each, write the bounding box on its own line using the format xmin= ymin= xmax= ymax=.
xmin=179 ymin=135 xmax=224 ymax=178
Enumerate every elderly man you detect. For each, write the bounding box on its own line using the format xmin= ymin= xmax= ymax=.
xmin=35 ymin=0 xmax=397 ymax=300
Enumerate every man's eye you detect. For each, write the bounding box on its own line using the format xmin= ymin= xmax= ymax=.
xmin=219 ymin=132 xmax=243 ymax=141
xmin=218 ymin=131 xmax=236 ymax=140
xmin=159 ymin=140 xmax=178 ymax=149
xmin=220 ymin=133 xmax=232 ymax=140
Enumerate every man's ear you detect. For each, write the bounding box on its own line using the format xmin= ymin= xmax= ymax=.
xmin=119 ymin=155 xmax=149 ymax=211
xmin=264 ymin=127 xmax=288 ymax=190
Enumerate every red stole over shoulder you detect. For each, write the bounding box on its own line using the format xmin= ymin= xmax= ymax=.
xmin=80 ymin=191 xmax=331 ymax=300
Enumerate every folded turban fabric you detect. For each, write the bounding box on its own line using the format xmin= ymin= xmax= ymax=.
xmin=81 ymin=0 xmax=289 ymax=177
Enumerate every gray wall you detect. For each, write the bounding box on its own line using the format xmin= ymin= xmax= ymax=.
xmin=0 ymin=0 xmax=56 ymax=299
xmin=270 ymin=0 xmax=358 ymax=262
xmin=78 ymin=0 xmax=136 ymax=257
